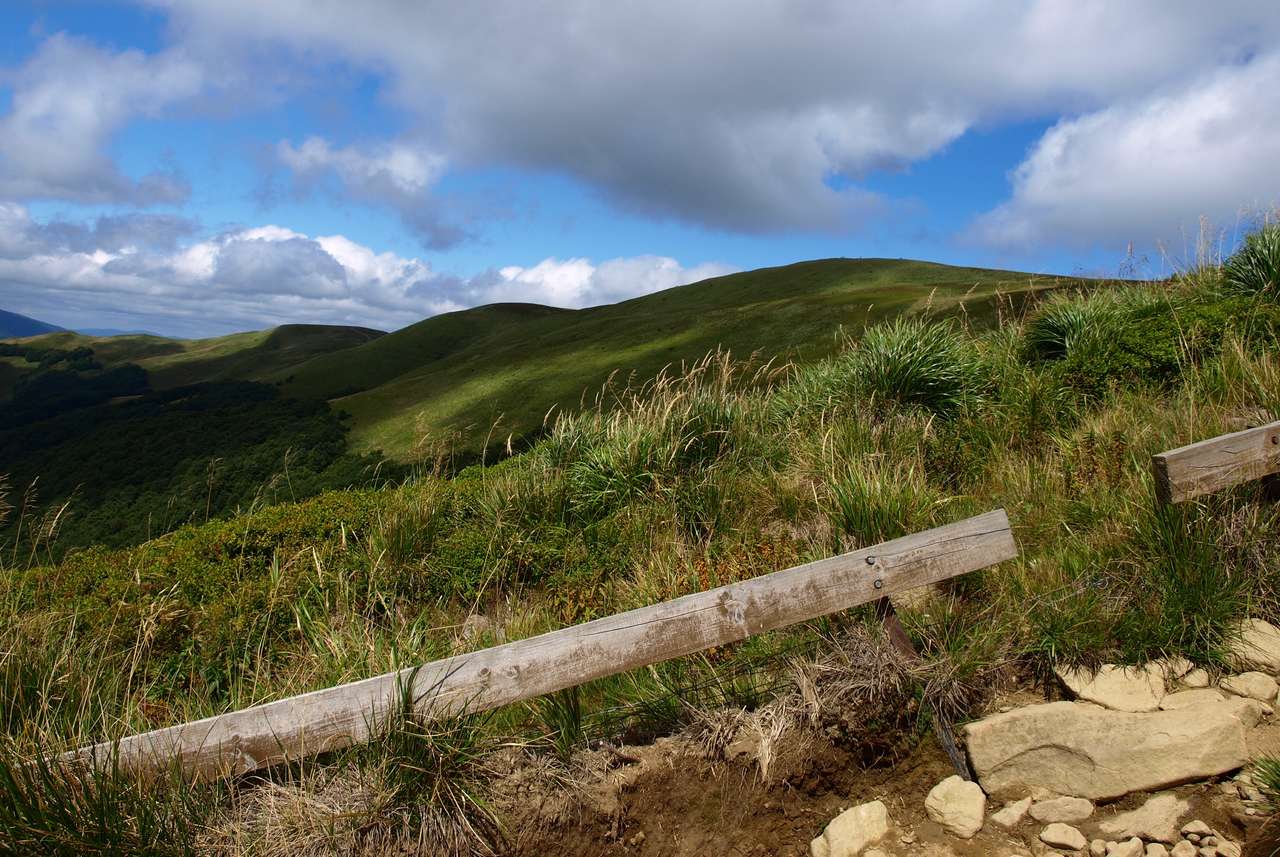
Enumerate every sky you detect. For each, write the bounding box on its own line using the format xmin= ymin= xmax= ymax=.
xmin=0 ymin=1 xmax=1277 ymax=338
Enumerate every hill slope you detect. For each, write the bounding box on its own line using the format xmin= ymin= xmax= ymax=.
xmin=278 ymin=258 xmax=1060 ymax=458
xmin=15 ymin=324 xmax=385 ymax=389
xmin=0 ymin=309 xmax=61 ymax=338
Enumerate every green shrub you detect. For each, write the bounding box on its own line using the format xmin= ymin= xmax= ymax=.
xmin=1224 ymin=221 xmax=1280 ymax=297
xmin=849 ymin=318 xmax=986 ymax=416
xmin=1022 ymin=297 xmax=1119 ymax=363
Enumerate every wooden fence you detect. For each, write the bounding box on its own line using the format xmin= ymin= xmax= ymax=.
xmin=70 ymin=509 xmax=1017 ymax=781
xmin=1152 ymin=419 xmax=1280 ymax=504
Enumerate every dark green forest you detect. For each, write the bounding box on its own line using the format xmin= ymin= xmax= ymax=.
xmin=0 ymin=344 xmax=400 ymax=554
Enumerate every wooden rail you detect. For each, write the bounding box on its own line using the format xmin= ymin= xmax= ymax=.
xmin=70 ymin=509 xmax=1016 ymax=780
xmin=1152 ymin=420 xmax=1280 ymax=504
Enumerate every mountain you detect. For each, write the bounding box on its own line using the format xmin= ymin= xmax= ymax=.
xmin=0 ymin=309 xmax=62 ymax=338
xmin=275 ymin=258 xmax=1063 ymax=458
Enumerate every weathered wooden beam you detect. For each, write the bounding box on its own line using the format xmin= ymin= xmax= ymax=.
xmin=1152 ymin=420 xmax=1280 ymax=504
xmin=69 ymin=509 xmax=1016 ymax=781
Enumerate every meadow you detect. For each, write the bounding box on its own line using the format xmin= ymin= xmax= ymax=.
xmin=3 ymin=224 xmax=1280 ymax=854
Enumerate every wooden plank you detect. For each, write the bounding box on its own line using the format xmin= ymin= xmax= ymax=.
xmin=1152 ymin=420 xmax=1280 ymax=504
xmin=70 ymin=509 xmax=1016 ymax=780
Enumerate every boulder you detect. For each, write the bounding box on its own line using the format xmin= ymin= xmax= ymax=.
xmin=1040 ymin=822 xmax=1087 ymax=850
xmin=925 ymin=775 xmax=985 ymax=839
xmin=1160 ymin=689 xmax=1225 ymax=710
xmin=1182 ymin=669 xmax=1211 ymax=688
xmin=811 ymin=800 xmax=889 ymax=857
xmin=1057 ymin=664 xmax=1166 ymax=712
xmin=990 ymin=796 xmax=1032 ymax=829
xmin=1229 ymin=619 xmax=1280 ymax=673
xmin=1108 ymin=839 xmax=1144 ymax=857
xmin=1096 ymin=792 xmax=1190 ymax=844
xmin=1030 ymin=795 xmax=1094 ymax=823
xmin=964 ymin=699 xmax=1254 ymax=799
xmin=1220 ymin=672 xmax=1279 ymax=703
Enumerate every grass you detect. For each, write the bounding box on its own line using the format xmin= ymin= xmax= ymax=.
xmin=275 ymin=258 xmax=1061 ymax=458
xmin=5 ymin=234 xmax=1280 ymax=852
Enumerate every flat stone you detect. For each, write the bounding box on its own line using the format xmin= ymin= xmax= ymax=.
xmin=990 ymin=797 xmax=1032 ymax=829
xmin=1159 ymin=657 xmax=1194 ymax=680
xmin=1220 ymin=672 xmax=1279 ymax=703
xmin=1182 ymin=669 xmax=1211 ymax=688
xmin=1160 ymin=689 xmax=1226 ymax=710
xmin=812 ymin=800 xmax=890 ymax=857
xmin=1108 ymin=839 xmax=1144 ymax=857
xmin=925 ymin=775 xmax=985 ymax=839
xmin=1097 ymin=793 xmax=1191 ymax=844
xmin=1218 ymin=841 xmax=1242 ymax=857
xmin=1229 ymin=619 xmax=1280 ymax=673
xmin=1040 ymin=822 xmax=1087 ymax=851
xmin=1181 ymin=821 xmax=1213 ymax=837
xmin=1030 ymin=796 xmax=1095 ymax=823
xmin=1170 ymin=843 xmax=1197 ymax=857
xmin=964 ymin=699 xmax=1254 ymax=800
xmin=1057 ymin=664 xmax=1166 ymax=712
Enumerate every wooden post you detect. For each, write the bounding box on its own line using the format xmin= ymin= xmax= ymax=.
xmin=1152 ymin=420 xmax=1280 ymax=504
xmin=68 ymin=509 xmax=1016 ymax=781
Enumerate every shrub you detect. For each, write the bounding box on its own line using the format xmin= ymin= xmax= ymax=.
xmin=1224 ymin=221 xmax=1280 ymax=297
xmin=848 ymin=318 xmax=986 ymax=416
xmin=1022 ymin=295 xmax=1120 ymax=363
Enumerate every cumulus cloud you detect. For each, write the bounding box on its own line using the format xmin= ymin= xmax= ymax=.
xmin=277 ymin=137 xmax=465 ymax=248
xmin=152 ymin=0 xmax=1280 ymax=238
xmin=0 ymin=34 xmax=202 ymax=204
xmin=970 ymin=52 xmax=1280 ymax=250
xmin=0 ymin=204 xmax=732 ymax=337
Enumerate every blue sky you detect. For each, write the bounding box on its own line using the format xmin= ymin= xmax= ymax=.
xmin=0 ymin=1 xmax=1277 ymax=337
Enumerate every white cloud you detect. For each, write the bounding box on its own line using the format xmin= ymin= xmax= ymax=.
xmin=0 ymin=34 xmax=202 ymax=204
xmin=276 ymin=136 xmax=461 ymax=248
xmin=151 ymin=0 xmax=1280 ymax=237
xmin=0 ymin=204 xmax=732 ymax=336
xmin=970 ymin=52 xmax=1280 ymax=250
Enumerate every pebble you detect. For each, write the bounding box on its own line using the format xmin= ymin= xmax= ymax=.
xmin=990 ymin=797 xmax=1032 ymax=829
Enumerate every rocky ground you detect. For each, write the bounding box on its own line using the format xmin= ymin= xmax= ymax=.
xmin=499 ymin=619 xmax=1280 ymax=857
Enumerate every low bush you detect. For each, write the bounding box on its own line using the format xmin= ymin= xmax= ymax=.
xmin=1224 ymin=221 xmax=1280 ymax=297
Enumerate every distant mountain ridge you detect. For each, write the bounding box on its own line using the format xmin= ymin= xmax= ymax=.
xmin=0 ymin=309 xmax=62 ymax=338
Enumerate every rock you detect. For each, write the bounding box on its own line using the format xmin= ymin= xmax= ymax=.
xmin=1091 ymin=840 xmax=1107 ymax=857
xmin=863 ymin=850 xmax=889 ymax=857
xmin=1183 ymin=669 xmax=1211 ymax=688
xmin=1170 ymin=843 xmax=1197 ymax=857
xmin=1182 ymin=821 xmax=1213 ymax=837
xmin=1031 ymin=796 xmax=1095 ymax=823
xmin=1057 ymin=663 xmax=1166 ymax=712
xmin=964 ymin=700 xmax=1254 ymax=800
xmin=925 ymin=775 xmax=986 ymax=839
xmin=1229 ymin=619 xmax=1280 ymax=673
xmin=1198 ymin=848 xmax=1215 ymax=857
xmin=1160 ymin=689 xmax=1226 ymax=710
xmin=1096 ymin=792 xmax=1191 ymax=843
xmin=1218 ymin=841 xmax=1242 ymax=857
xmin=1220 ymin=672 xmax=1279 ymax=703
xmin=991 ymin=797 xmax=1032 ymax=829
xmin=1146 ymin=845 xmax=1169 ymax=857
xmin=1160 ymin=657 xmax=1194 ymax=680
xmin=1108 ymin=839 xmax=1144 ymax=857
xmin=1040 ymin=823 xmax=1087 ymax=851
xmin=812 ymin=800 xmax=890 ymax=857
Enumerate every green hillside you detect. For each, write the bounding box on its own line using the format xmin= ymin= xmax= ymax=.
xmin=277 ymin=258 xmax=1059 ymax=458
xmin=16 ymin=324 xmax=385 ymax=389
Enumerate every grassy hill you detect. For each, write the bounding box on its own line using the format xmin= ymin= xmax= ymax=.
xmin=277 ymin=258 xmax=1059 ymax=458
xmin=16 ymin=323 xmax=385 ymax=390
